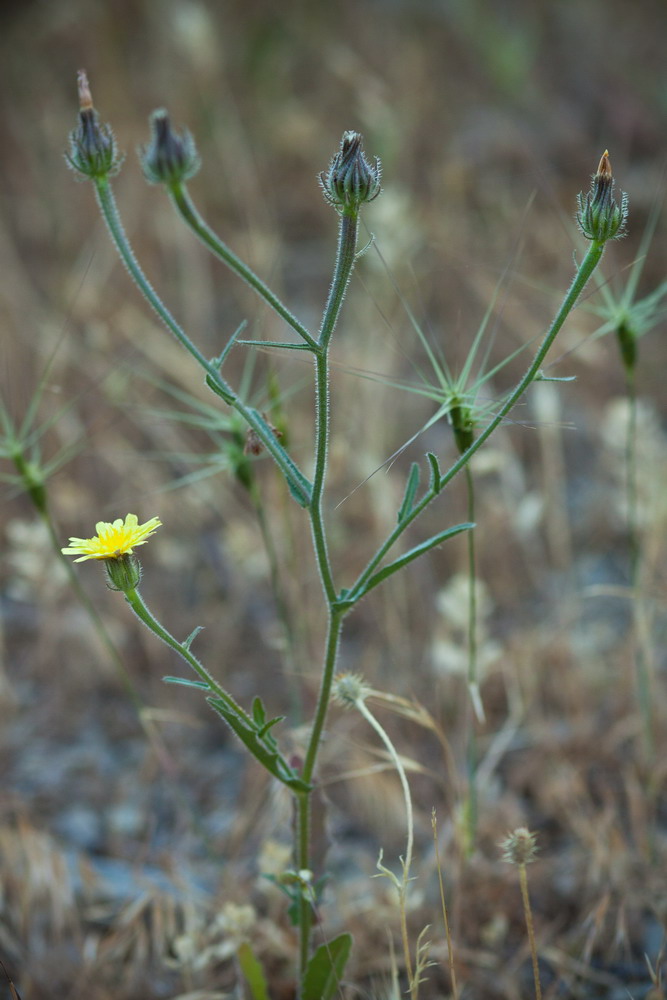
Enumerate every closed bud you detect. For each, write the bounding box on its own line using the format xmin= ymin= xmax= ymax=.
xmin=104 ymin=553 xmax=142 ymax=592
xmin=141 ymin=110 xmax=200 ymax=186
xmin=319 ymin=131 xmax=382 ymax=216
xmin=576 ymin=150 xmax=628 ymax=242
xmin=65 ymin=70 xmax=123 ymax=180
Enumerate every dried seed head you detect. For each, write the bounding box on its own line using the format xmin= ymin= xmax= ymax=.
xmin=140 ymin=109 xmax=200 ymax=186
xmin=501 ymin=827 xmax=538 ymax=866
xmin=576 ymin=150 xmax=628 ymax=242
xmin=332 ymin=672 xmax=370 ymax=707
xmin=319 ymin=131 xmax=382 ymax=216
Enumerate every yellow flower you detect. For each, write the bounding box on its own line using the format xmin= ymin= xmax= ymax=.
xmin=61 ymin=514 xmax=162 ymax=562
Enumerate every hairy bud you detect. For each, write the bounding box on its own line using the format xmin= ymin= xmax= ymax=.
xmin=65 ymin=70 xmax=123 ymax=180
xmin=576 ymin=150 xmax=628 ymax=242
xmin=319 ymin=131 xmax=382 ymax=216
xmin=141 ymin=110 xmax=200 ymax=186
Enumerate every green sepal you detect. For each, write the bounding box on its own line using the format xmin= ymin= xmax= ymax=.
xmin=397 ymin=462 xmax=420 ymax=523
xmin=301 ymin=933 xmax=353 ymax=1000
xmin=426 ymin=451 xmax=441 ymax=492
xmin=163 ymin=675 xmax=210 ymax=690
xmin=236 ymin=941 xmax=270 ymax=1000
xmin=207 ymin=695 xmax=311 ymax=793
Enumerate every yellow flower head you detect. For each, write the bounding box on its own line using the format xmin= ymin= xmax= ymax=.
xmin=61 ymin=514 xmax=162 ymax=562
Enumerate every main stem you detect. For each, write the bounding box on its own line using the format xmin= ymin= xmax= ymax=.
xmin=296 ymin=210 xmax=360 ymax=979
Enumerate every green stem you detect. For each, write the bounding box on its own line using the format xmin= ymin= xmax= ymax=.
xmin=124 ymin=586 xmax=253 ymax=725
xmin=295 ymin=608 xmax=345 ymax=982
xmin=93 ymin=177 xmax=311 ymax=503
xmin=168 ymin=183 xmax=318 ymax=351
xmin=464 ymin=465 xmax=479 ymax=702
xmin=310 ymin=350 xmax=337 ymax=603
xmin=349 ymin=240 xmax=607 ymax=598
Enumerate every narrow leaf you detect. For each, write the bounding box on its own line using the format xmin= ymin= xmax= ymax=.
xmin=211 ymin=320 xmax=247 ymax=369
xmin=205 ymin=373 xmax=235 ymax=405
xmin=183 ymin=625 xmax=204 ymax=651
xmin=207 ymin=697 xmax=311 ymax=793
xmin=163 ymin=675 xmax=210 ymax=690
xmin=363 ymin=522 xmax=474 ymax=595
xmin=427 ymin=451 xmax=441 ymax=492
xmin=302 ymin=933 xmax=353 ymax=1000
xmin=237 ymin=339 xmax=313 ymax=351
xmin=397 ymin=462 xmax=420 ymax=523
xmin=237 ymin=941 xmax=270 ymax=1000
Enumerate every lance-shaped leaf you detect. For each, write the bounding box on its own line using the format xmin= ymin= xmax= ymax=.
xmin=350 ymin=522 xmax=474 ymax=600
xmin=207 ymin=695 xmax=311 ymax=793
xmin=397 ymin=462 xmax=420 ymax=523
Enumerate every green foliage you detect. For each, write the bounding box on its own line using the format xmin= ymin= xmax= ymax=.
xmin=301 ymin=934 xmax=353 ymax=1000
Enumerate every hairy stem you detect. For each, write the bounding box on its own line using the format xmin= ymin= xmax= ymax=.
xmin=168 ymin=183 xmax=318 ymax=350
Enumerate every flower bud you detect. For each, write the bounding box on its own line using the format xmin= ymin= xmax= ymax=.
xmin=140 ymin=110 xmax=200 ymax=186
xmin=319 ymin=131 xmax=382 ymax=216
xmin=65 ymin=70 xmax=123 ymax=180
xmin=104 ymin=553 xmax=142 ymax=592
xmin=576 ymin=150 xmax=628 ymax=242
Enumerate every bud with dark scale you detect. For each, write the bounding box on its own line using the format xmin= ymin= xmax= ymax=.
xmin=319 ymin=131 xmax=382 ymax=216
xmin=576 ymin=150 xmax=628 ymax=243
xmin=65 ymin=70 xmax=123 ymax=180
xmin=141 ymin=110 xmax=200 ymax=186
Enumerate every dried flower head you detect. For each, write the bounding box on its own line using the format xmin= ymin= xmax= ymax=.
xmin=501 ymin=827 xmax=538 ymax=866
xmin=332 ymin=672 xmax=371 ymax=707
xmin=319 ymin=131 xmax=382 ymax=215
xmin=65 ymin=70 xmax=123 ymax=180
xmin=576 ymin=150 xmax=628 ymax=242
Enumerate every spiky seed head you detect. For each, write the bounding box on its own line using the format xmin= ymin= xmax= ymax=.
xmin=332 ymin=672 xmax=371 ymax=707
xmin=501 ymin=827 xmax=538 ymax=866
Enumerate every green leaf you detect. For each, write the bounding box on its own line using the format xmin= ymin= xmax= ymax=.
xmin=237 ymin=339 xmax=314 ymax=351
xmin=237 ymin=941 xmax=270 ymax=1000
xmin=302 ymin=933 xmax=353 ymax=1000
xmin=205 ymin=372 xmax=235 ymax=405
xmin=183 ymin=625 xmax=204 ymax=651
xmin=207 ymin=696 xmax=311 ymax=793
xmin=426 ymin=451 xmax=441 ymax=492
xmin=163 ymin=675 xmax=211 ymax=690
xmin=397 ymin=462 xmax=420 ymax=523
xmin=362 ymin=522 xmax=474 ymax=595
xmin=211 ymin=319 xmax=247 ymax=369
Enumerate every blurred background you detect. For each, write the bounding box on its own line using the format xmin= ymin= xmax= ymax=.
xmin=1 ymin=1 xmax=666 ymax=997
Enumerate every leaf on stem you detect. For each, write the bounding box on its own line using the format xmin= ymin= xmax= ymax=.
xmin=397 ymin=462 xmax=421 ymax=523
xmin=301 ymin=933 xmax=353 ymax=1000
xmin=359 ymin=522 xmax=474 ymax=597
xmin=163 ymin=675 xmax=211 ymax=690
xmin=207 ymin=695 xmax=311 ymax=792
xmin=237 ymin=941 xmax=270 ymax=1000
xmin=427 ymin=451 xmax=441 ymax=492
